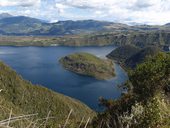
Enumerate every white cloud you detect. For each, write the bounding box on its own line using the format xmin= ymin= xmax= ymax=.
xmin=56 ymin=3 xmax=68 ymax=14
xmin=0 ymin=0 xmax=170 ymax=25
xmin=54 ymin=0 xmax=170 ymax=25
xmin=0 ymin=0 xmax=40 ymax=7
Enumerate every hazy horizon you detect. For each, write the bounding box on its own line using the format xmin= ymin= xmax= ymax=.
xmin=0 ymin=0 xmax=170 ymax=25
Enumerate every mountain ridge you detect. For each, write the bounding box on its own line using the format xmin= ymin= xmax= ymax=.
xmin=0 ymin=13 xmax=13 ymax=19
xmin=0 ymin=13 xmax=170 ymax=36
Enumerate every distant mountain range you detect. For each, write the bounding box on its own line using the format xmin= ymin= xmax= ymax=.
xmin=0 ymin=13 xmax=13 ymax=19
xmin=0 ymin=13 xmax=170 ymax=36
xmin=165 ymin=23 xmax=170 ymax=26
xmin=0 ymin=13 xmax=116 ymax=35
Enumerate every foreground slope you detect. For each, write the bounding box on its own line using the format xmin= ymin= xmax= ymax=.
xmin=0 ymin=62 xmax=94 ymax=127
xmin=93 ymin=53 xmax=170 ymax=128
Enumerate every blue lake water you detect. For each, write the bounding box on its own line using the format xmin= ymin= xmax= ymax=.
xmin=0 ymin=46 xmax=128 ymax=110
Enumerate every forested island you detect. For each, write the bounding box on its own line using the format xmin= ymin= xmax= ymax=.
xmin=60 ymin=52 xmax=115 ymax=80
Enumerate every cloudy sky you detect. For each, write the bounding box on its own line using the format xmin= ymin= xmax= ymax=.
xmin=0 ymin=0 xmax=170 ymax=25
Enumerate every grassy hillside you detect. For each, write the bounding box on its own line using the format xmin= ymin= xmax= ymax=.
xmin=0 ymin=62 xmax=94 ymax=128
xmin=60 ymin=52 xmax=115 ymax=80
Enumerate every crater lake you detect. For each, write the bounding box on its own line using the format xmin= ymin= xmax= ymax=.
xmin=0 ymin=46 xmax=128 ymax=110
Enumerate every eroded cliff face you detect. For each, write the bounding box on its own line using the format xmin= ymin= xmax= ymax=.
xmin=79 ymin=31 xmax=170 ymax=47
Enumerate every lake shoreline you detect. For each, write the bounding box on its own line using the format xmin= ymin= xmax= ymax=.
xmin=0 ymin=36 xmax=117 ymax=47
xmin=0 ymin=45 xmax=128 ymax=110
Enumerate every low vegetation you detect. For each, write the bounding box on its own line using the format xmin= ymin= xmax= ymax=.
xmin=92 ymin=52 xmax=170 ymax=128
xmin=60 ymin=52 xmax=115 ymax=80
